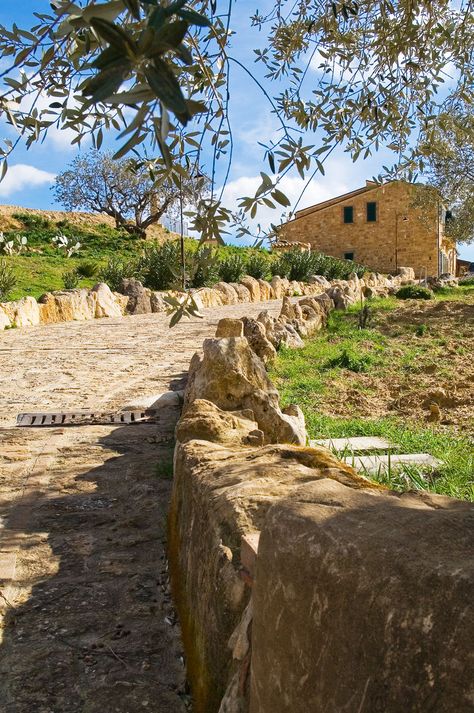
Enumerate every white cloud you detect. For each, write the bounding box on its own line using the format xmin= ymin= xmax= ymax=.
xmin=220 ymin=158 xmax=358 ymax=237
xmin=0 ymin=163 xmax=55 ymax=198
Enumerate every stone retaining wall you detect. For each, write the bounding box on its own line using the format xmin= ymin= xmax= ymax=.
xmin=169 ymin=285 xmax=473 ymax=713
xmin=0 ymin=268 xmax=414 ymax=331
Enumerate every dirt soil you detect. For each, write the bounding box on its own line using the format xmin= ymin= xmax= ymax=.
xmin=323 ymin=298 xmax=474 ymax=435
xmin=0 ymin=300 xmax=284 ymax=712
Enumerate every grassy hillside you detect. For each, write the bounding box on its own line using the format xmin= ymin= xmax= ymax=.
xmin=0 ymin=206 xmax=176 ymax=300
xmin=270 ymin=286 xmax=474 ymax=501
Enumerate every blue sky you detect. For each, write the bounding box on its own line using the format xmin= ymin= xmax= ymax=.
xmin=0 ymin=1 xmax=473 ymax=261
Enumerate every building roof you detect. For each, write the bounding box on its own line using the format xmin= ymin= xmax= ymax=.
xmin=293 ymin=179 xmax=392 ymax=220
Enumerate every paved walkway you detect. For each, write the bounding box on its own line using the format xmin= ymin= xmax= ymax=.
xmin=0 ymin=301 xmax=283 ymax=712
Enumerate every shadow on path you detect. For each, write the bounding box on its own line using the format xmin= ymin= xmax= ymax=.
xmin=0 ymin=407 xmax=188 ymax=713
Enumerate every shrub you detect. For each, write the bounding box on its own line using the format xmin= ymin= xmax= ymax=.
xmin=12 ymin=212 xmax=51 ymax=230
xmin=186 ymin=245 xmax=219 ymax=288
xmin=76 ymin=260 xmax=99 ymax=278
xmin=62 ymin=269 xmax=80 ymax=289
xmin=324 ymin=347 xmax=373 ymax=373
xmin=245 ymin=252 xmax=270 ymax=280
xmin=99 ymin=255 xmax=139 ymax=291
xmin=140 ymin=240 xmax=180 ymax=291
xmin=270 ymin=249 xmax=319 ymax=281
xmin=0 ymin=259 xmax=16 ymax=300
xmin=395 ymin=285 xmax=433 ymax=300
xmin=218 ymin=254 xmax=246 ymax=283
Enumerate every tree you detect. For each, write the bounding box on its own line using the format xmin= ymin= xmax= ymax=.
xmin=53 ymin=150 xmax=206 ymax=237
xmin=421 ymin=110 xmax=474 ymax=244
xmin=0 ymin=0 xmax=472 ymax=244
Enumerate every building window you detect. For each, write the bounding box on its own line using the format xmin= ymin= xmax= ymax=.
xmin=343 ymin=206 xmax=354 ymax=223
xmin=366 ymin=201 xmax=377 ymax=222
xmin=344 ymin=251 xmax=354 ymax=261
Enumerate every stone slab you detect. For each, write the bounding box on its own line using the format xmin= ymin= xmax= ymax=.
xmin=345 ymin=453 xmax=442 ymax=474
xmin=310 ymin=436 xmax=393 ymax=452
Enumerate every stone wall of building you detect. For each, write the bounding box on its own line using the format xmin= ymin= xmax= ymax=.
xmin=169 ymin=283 xmax=474 ymax=713
xmin=281 ymin=181 xmax=446 ymax=277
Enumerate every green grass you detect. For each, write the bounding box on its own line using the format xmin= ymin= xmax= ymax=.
xmin=270 ymin=296 xmax=474 ymax=501
xmin=3 ymin=216 xmax=153 ymax=299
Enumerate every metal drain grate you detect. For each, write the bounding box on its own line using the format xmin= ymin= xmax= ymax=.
xmin=16 ymin=409 xmax=158 ymax=427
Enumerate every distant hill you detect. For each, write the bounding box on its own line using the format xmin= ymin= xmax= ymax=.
xmin=0 ymin=204 xmax=172 ymax=242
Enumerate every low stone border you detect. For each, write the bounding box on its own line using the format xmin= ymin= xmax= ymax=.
xmin=0 ymin=268 xmax=415 ymax=331
xmin=169 ymin=283 xmax=473 ymax=713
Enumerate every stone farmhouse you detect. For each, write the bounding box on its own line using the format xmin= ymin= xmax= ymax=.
xmin=280 ymin=179 xmax=456 ymax=277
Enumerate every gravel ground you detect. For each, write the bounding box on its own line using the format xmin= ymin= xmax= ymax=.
xmin=0 ymin=300 xmax=283 ymax=712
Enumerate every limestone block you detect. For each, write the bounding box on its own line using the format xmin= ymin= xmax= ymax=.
xmin=112 ymin=291 xmax=129 ymax=314
xmin=216 ymin=318 xmax=244 ymax=338
xmin=288 ymin=280 xmax=303 ymax=296
xmin=214 ymin=282 xmax=239 ymax=305
xmin=170 ymin=438 xmax=367 ymax=713
xmin=257 ymin=279 xmax=274 ymax=301
xmin=270 ymin=276 xmax=289 ymax=299
xmin=229 ymin=283 xmax=252 ymax=303
xmin=251 ymin=479 xmax=474 ymax=713
xmin=398 ymin=266 xmax=416 ymax=283
xmin=0 ymin=305 xmax=11 ymax=330
xmin=2 ymin=296 xmax=40 ymax=327
xmin=240 ymin=276 xmax=261 ymax=302
xmin=184 ymin=337 xmax=306 ymax=445
xmin=241 ymin=317 xmax=277 ymax=366
xmin=38 ymin=290 xmax=96 ymax=323
xmin=176 ymin=398 xmax=261 ymax=446
xmin=150 ymin=291 xmax=168 ymax=313
xmin=120 ymin=278 xmax=152 ymax=314
xmin=91 ymin=283 xmax=123 ymax=318
xmin=196 ymin=287 xmax=224 ymax=309
xmin=308 ymin=274 xmax=331 ymax=288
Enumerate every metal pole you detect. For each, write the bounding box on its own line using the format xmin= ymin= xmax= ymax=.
xmin=180 ymin=174 xmax=185 ymax=291
xmin=395 ymin=212 xmax=398 ymax=273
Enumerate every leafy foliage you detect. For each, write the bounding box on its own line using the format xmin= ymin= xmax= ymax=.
xmin=98 ymin=255 xmax=139 ymax=292
xmin=324 ymin=347 xmax=373 ymax=373
xmin=0 ymin=0 xmax=472 ymax=244
xmin=396 ymin=285 xmax=433 ymax=300
xmin=54 ymin=150 xmax=207 ymax=237
xmin=62 ymin=270 xmax=80 ymax=290
xmin=139 ymin=240 xmax=181 ymax=291
xmin=270 ymin=248 xmax=366 ymax=282
xmin=185 ymin=245 xmax=220 ymax=288
xmin=0 ymin=258 xmax=16 ymax=300
xmin=245 ymin=252 xmax=271 ymax=280
xmin=218 ymin=254 xmax=246 ymax=283
xmin=419 ymin=109 xmax=474 ymax=244
xmin=76 ymin=260 xmax=100 ymax=279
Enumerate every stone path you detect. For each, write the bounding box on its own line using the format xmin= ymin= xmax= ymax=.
xmin=0 ymin=300 xmax=284 ymax=712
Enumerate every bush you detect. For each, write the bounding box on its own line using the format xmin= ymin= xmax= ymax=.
xmin=76 ymin=260 xmax=99 ymax=278
xmin=140 ymin=240 xmax=180 ymax=291
xmin=245 ymin=252 xmax=270 ymax=280
xmin=186 ymin=245 xmax=219 ymax=288
xmin=218 ymin=254 xmax=246 ymax=283
xmin=395 ymin=285 xmax=433 ymax=300
xmin=269 ymin=249 xmax=318 ymax=281
xmin=0 ymin=258 xmax=16 ymax=300
xmin=324 ymin=347 xmax=373 ymax=373
xmin=99 ymin=255 xmax=139 ymax=291
xmin=269 ymin=248 xmax=367 ymax=282
xmin=62 ymin=269 xmax=80 ymax=289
